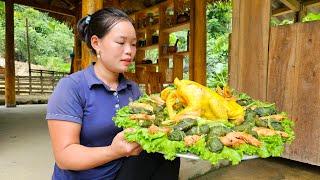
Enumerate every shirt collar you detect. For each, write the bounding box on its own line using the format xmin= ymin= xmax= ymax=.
xmin=83 ymin=65 xmax=132 ymax=91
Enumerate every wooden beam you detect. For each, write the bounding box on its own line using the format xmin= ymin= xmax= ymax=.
xmin=192 ymin=0 xmax=206 ymax=85
xmin=303 ymin=0 xmax=320 ymax=8
xmin=272 ymin=7 xmax=295 ymax=17
xmin=229 ymin=0 xmax=240 ymax=89
xmin=158 ymin=3 xmax=169 ymax=81
xmin=297 ymin=4 xmax=307 ymax=22
xmin=189 ymin=0 xmax=195 ymax=80
xmin=5 ymin=0 xmax=16 ymax=107
xmin=61 ymin=0 xmax=76 ymax=10
xmin=3 ymin=0 xmax=76 ymax=17
xmin=279 ymin=0 xmax=300 ymax=11
xmin=163 ymin=22 xmax=190 ymax=33
xmin=71 ymin=3 xmax=81 ymax=73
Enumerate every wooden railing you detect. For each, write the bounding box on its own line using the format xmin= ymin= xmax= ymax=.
xmin=30 ymin=69 xmax=67 ymax=77
xmin=0 ymin=69 xmax=167 ymax=95
xmin=0 ymin=69 xmax=67 ymax=95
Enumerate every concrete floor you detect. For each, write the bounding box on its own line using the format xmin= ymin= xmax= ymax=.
xmin=0 ymin=104 xmax=54 ymax=180
xmin=1 ymin=104 xmax=319 ymax=180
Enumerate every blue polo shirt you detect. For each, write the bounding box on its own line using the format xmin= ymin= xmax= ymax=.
xmin=46 ymin=65 xmax=141 ymax=180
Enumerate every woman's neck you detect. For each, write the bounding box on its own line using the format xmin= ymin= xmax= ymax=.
xmin=94 ymin=61 xmax=119 ymax=91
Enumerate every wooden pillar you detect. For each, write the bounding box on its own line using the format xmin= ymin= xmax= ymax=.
xmin=81 ymin=0 xmax=103 ymax=69
xmin=158 ymin=3 xmax=169 ymax=81
xmin=71 ymin=3 xmax=82 ymax=73
xmin=190 ymin=0 xmax=206 ymax=85
xmin=5 ymin=0 xmax=16 ymax=107
xmin=173 ymin=55 xmax=183 ymax=80
xmin=189 ymin=0 xmax=195 ymax=80
xmin=296 ymin=3 xmax=306 ymax=22
xmin=230 ymin=0 xmax=271 ymax=100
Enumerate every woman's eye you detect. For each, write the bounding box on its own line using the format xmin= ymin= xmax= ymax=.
xmin=117 ymin=42 xmax=124 ymax=45
xmin=132 ymin=43 xmax=136 ymax=47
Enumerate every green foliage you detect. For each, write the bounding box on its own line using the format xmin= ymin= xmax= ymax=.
xmin=207 ymin=66 xmax=228 ymax=88
xmin=145 ymin=48 xmax=159 ymax=63
xmin=303 ymin=12 xmax=320 ymax=22
xmin=34 ymin=56 xmax=70 ymax=72
xmin=270 ymin=17 xmax=294 ymax=26
xmin=169 ymin=30 xmax=188 ymax=51
xmin=206 ymin=2 xmax=232 ymax=87
xmin=0 ymin=2 xmax=73 ymax=72
xmin=207 ymin=2 xmax=232 ymax=38
xmin=271 ymin=12 xmax=320 ymax=26
xmin=128 ymin=62 xmax=136 ymax=73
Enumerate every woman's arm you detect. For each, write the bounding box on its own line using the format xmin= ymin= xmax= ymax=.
xmin=48 ymin=120 xmax=142 ymax=171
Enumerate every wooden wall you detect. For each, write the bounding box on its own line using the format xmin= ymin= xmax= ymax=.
xmin=268 ymin=21 xmax=320 ymax=166
xmin=230 ymin=0 xmax=320 ymax=166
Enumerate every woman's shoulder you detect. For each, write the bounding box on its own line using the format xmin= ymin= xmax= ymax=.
xmin=66 ymin=70 xmax=86 ymax=83
xmin=58 ymin=69 xmax=86 ymax=88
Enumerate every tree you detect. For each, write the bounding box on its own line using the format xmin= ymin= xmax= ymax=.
xmin=0 ymin=2 xmax=74 ymax=72
xmin=206 ymin=1 xmax=231 ymax=88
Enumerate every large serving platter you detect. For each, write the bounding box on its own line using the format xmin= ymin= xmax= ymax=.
xmin=176 ymin=153 xmax=258 ymax=160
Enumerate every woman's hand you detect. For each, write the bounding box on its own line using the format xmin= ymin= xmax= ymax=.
xmin=110 ymin=130 xmax=143 ymax=158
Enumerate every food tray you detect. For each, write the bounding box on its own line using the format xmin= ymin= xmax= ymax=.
xmin=176 ymin=153 xmax=258 ymax=160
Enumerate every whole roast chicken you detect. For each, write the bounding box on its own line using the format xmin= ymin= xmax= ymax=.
xmin=161 ymin=78 xmax=244 ymax=125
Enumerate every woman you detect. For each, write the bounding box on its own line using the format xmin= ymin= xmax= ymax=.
xmin=46 ymin=7 xmax=179 ymax=180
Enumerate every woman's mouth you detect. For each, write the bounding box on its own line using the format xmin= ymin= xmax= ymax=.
xmin=121 ymin=58 xmax=132 ymax=66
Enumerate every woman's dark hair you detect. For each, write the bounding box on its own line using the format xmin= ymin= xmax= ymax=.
xmin=77 ymin=7 xmax=133 ymax=54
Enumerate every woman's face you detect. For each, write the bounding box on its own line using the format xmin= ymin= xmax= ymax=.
xmin=93 ymin=20 xmax=137 ymax=73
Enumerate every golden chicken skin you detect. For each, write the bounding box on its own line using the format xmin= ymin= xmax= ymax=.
xmin=161 ymin=78 xmax=244 ymax=125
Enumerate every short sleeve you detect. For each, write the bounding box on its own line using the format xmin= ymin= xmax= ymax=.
xmin=46 ymin=77 xmax=84 ymax=124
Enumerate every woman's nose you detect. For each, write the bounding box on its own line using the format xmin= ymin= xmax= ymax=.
xmin=124 ymin=44 xmax=132 ymax=55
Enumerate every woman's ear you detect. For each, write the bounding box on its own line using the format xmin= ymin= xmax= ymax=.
xmin=91 ymin=35 xmax=101 ymax=52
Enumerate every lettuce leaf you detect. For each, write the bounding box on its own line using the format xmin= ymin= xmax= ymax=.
xmin=113 ymin=106 xmax=138 ymax=128
xmin=125 ymin=129 xmax=187 ymax=160
xmin=188 ymin=138 xmax=242 ymax=165
xmin=281 ymin=118 xmax=295 ymax=143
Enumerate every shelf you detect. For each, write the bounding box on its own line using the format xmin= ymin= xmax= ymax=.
xmin=135 ymin=64 xmax=159 ymax=72
xmin=163 ymin=22 xmax=190 ymax=33
xmin=137 ymin=44 xmax=159 ymax=51
xmin=162 ymin=51 xmax=189 ymax=58
xmin=136 ymin=24 xmax=159 ymax=33
xmin=131 ymin=0 xmax=192 ymax=88
xmin=136 ymin=64 xmax=158 ymax=68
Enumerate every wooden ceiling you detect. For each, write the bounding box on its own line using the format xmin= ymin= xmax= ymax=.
xmin=0 ymin=0 xmax=116 ymax=26
xmin=272 ymin=0 xmax=320 ymax=20
xmin=2 ymin=0 xmax=319 ymax=25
